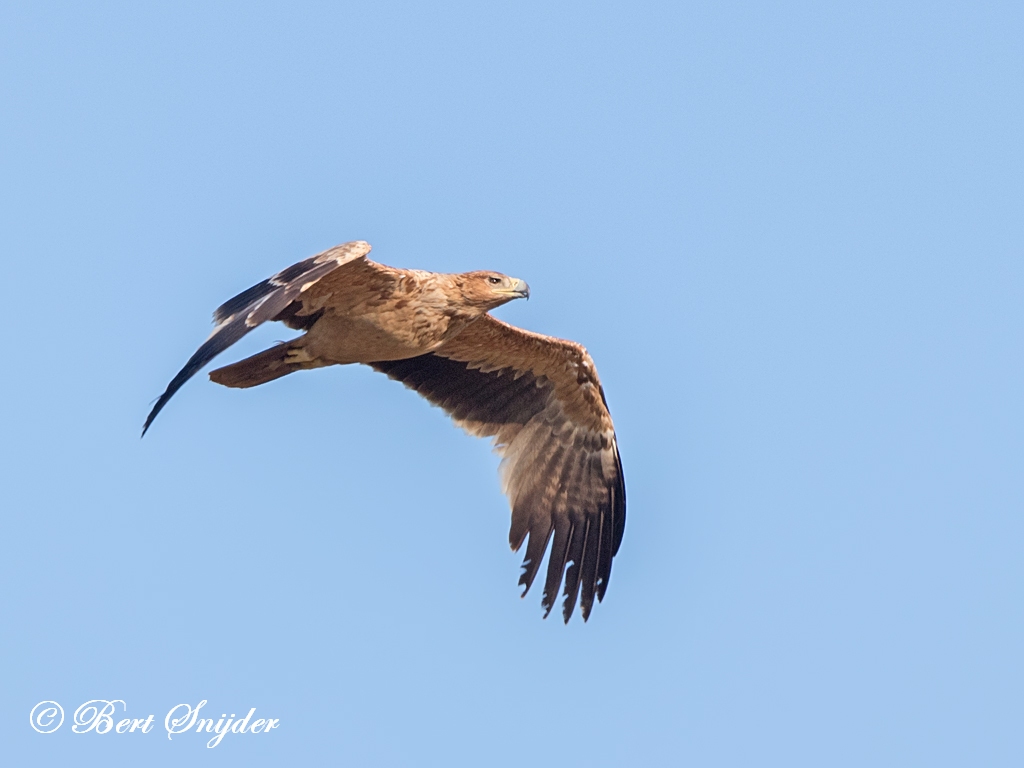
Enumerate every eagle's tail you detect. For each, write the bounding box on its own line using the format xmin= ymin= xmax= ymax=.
xmin=209 ymin=341 xmax=322 ymax=389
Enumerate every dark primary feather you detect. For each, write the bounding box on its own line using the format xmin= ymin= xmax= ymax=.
xmin=141 ymin=318 xmax=251 ymax=436
xmin=143 ymin=242 xmax=369 ymax=435
xmin=212 ymin=254 xmax=321 ymax=324
xmin=371 ymin=350 xmax=626 ymax=622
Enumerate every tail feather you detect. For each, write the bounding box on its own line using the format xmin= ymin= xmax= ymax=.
xmin=210 ymin=342 xmax=316 ymax=389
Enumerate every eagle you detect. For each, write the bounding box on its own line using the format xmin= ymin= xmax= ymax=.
xmin=144 ymin=241 xmax=625 ymax=622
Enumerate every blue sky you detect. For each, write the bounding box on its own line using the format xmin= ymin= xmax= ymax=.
xmin=2 ymin=1 xmax=1022 ymax=765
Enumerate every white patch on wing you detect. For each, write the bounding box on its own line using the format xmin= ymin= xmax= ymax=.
xmin=244 ymin=306 xmax=267 ymax=327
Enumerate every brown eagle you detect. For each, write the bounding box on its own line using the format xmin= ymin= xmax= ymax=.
xmin=144 ymin=241 xmax=625 ymax=622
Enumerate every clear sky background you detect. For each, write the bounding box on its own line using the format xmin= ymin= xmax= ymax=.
xmin=2 ymin=1 xmax=1022 ymax=765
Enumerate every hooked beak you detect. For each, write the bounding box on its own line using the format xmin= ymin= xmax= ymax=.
xmin=507 ymin=278 xmax=530 ymax=300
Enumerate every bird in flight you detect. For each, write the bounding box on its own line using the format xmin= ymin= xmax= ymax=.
xmin=144 ymin=241 xmax=625 ymax=622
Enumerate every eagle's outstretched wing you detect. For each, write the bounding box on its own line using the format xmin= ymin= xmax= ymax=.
xmin=142 ymin=240 xmax=372 ymax=434
xmin=371 ymin=315 xmax=625 ymax=622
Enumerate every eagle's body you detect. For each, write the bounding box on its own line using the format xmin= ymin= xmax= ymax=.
xmin=145 ymin=241 xmax=625 ymax=622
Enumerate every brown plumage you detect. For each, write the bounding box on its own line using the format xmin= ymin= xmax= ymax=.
xmin=144 ymin=240 xmax=625 ymax=622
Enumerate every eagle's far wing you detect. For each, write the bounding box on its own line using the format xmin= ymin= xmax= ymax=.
xmin=369 ymin=315 xmax=625 ymax=622
xmin=142 ymin=240 xmax=372 ymax=435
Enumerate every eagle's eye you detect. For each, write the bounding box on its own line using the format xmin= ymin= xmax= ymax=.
xmin=487 ymin=276 xmax=502 ymax=285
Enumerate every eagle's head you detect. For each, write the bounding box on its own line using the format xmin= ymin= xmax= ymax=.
xmin=457 ymin=271 xmax=531 ymax=311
